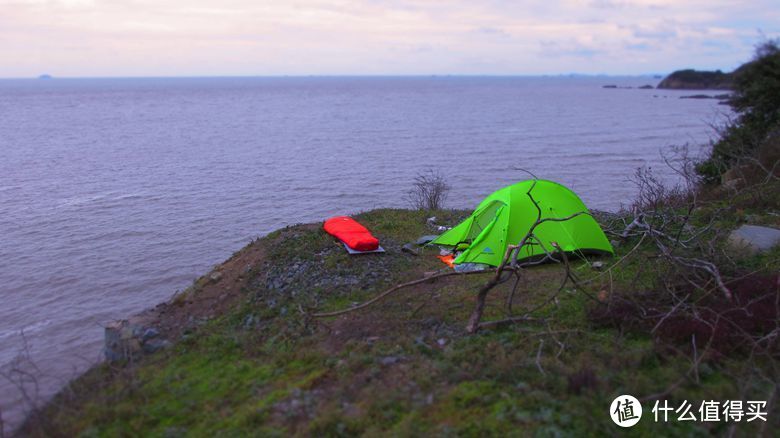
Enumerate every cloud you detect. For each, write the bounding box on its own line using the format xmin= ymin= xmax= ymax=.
xmin=539 ymin=39 xmax=606 ymax=59
xmin=0 ymin=0 xmax=777 ymax=76
xmin=472 ymin=27 xmax=512 ymax=38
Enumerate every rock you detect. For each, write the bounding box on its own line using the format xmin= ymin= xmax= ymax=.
xmin=609 ymin=239 xmax=621 ymax=248
xmin=142 ymin=327 xmax=160 ymax=341
xmin=402 ymin=243 xmax=419 ymax=255
xmin=722 ymin=178 xmax=743 ymax=191
xmin=104 ymin=320 xmax=146 ymax=362
xmin=437 ymin=338 xmax=447 ymax=346
xmin=721 ymin=164 xmax=751 ymax=188
xmin=143 ymin=339 xmax=172 ymax=354
xmin=243 ymin=314 xmax=256 ymax=329
xmin=591 ymin=261 xmax=605 ymax=270
xmin=728 ymin=225 xmax=780 ymax=254
xmin=105 ymin=320 xmax=171 ymax=361
xmin=415 ymin=235 xmax=439 ymax=245
xmin=209 ymin=271 xmax=223 ymax=283
xmin=602 ymin=85 xmax=618 ymax=88
xmin=638 ymin=84 xmax=654 ymax=89
xmin=680 ymin=94 xmax=721 ymax=99
xmin=379 ymin=356 xmax=400 ymax=366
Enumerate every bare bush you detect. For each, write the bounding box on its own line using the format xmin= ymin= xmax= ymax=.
xmin=592 ymin=142 xmax=780 ymax=409
xmin=628 ymin=167 xmax=687 ymax=212
xmin=0 ymin=333 xmax=46 ymax=435
xmin=407 ymin=169 xmax=450 ymax=211
xmin=623 ymin=145 xmax=709 ymax=217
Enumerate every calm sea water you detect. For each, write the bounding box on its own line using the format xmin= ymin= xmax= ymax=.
xmin=0 ymin=76 xmax=725 ymax=426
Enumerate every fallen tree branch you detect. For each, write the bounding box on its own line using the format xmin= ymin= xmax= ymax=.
xmin=311 ymin=269 xmax=495 ymax=318
xmin=477 ymin=316 xmax=545 ymax=330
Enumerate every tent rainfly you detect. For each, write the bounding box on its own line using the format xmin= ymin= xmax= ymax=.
xmin=430 ymin=180 xmax=614 ymax=266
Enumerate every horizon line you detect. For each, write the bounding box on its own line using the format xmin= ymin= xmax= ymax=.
xmin=1 ymin=72 xmax=670 ymax=81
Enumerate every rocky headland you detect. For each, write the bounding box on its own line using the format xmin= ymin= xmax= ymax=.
xmin=656 ymin=69 xmax=734 ymax=90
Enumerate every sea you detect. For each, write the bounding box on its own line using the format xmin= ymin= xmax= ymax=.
xmin=0 ymin=76 xmax=727 ymax=428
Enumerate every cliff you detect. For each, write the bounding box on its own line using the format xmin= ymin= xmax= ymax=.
xmin=20 ymin=202 xmax=780 ymax=435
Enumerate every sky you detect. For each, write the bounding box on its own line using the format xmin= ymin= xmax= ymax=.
xmin=1 ymin=0 xmax=778 ymax=77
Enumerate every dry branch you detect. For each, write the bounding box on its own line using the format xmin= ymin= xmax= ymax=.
xmin=311 ymin=269 xmax=495 ymax=318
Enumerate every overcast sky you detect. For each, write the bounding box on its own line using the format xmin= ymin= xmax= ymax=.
xmin=2 ymin=0 xmax=778 ymax=77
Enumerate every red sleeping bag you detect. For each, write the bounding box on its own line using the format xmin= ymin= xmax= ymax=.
xmin=323 ymin=216 xmax=380 ymax=251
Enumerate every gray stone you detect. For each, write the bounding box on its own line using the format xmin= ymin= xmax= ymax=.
xmin=379 ymin=356 xmax=400 ymax=366
xmin=415 ymin=235 xmax=440 ymax=245
xmin=142 ymin=327 xmax=160 ymax=341
xmin=610 ymin=239 xmax=621 ymax=248
xmin=591 ymin=261 xmax=605 ymax=270
xmin=728 ymin=225 xmax=780 ymax=254
xmin=104 ymin=320 xmax=146 ymax=362
xmin=243 ymin=314 xmax=256 ymax=329
xmin=402 ymin=243 xmax=419 ymax=255
xmin=721 ymin=164 xmax=751 ymax=190
xmin=103 ymin=320 xmax=141 ymax=362
xmin=105 ymin=320 xmax=170 ymax=361
xmin=209 ymin=271 xmax=223 ymax=283
xmin=143 ymin=338 xmax=172 ymax=354
xmin=722 ymin=178 xmax=743 ymax=191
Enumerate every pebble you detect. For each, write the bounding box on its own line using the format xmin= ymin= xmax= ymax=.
xmin=379 ymin=356 xmax=400 ymax=366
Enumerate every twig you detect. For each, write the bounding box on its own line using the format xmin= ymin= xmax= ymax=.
xmin=639 ymin=320 xmax=715 ymax=402
xmin=651 ymin=293 xmax=690 ymax=334
xmin=535 ymin=340 xmax=546 ymax=375
xmin=513 ymin=167 xmax=539 ymax=179
xmin=477 ymin=316 xmax=545 ymax=330
xmin=505 ymin=271 xmax=522 ymax=315
xmin=691 ymin=334 xmax=699 ymax=384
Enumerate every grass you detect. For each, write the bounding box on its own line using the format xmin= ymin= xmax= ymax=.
xmin=24 ymin=207 xmax=778 ymax=436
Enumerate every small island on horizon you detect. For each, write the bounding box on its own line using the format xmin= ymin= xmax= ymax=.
xmin=657 ymin=68 xmax=734 ymax=89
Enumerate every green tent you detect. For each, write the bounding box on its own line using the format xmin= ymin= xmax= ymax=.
xmin=431 ymin=180 xmax=613 ymax=266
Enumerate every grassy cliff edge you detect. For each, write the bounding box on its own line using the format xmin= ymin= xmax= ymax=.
xmin=22 ymin=199 xmax=780 ymax=435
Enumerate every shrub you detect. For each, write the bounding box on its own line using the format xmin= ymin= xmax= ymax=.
xmin=698 ymin=39 xmax=780 ymax=182
xmin=407 ymin=169 xmax=450 ymax=211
